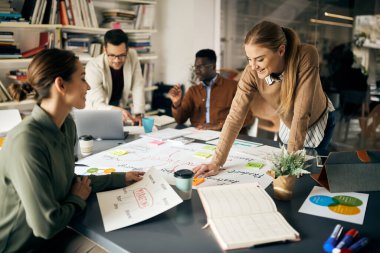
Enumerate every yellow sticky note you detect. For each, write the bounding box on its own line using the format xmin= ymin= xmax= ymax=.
xmin=111 ymin=150 xmax=128 ymax=156
xmin=194 ymin=152 xmax=212 ymax=159
xmin=193 ymin=177 xmax=205 ymax=186
xmin=202 ymin=145 xmax=216 ymax=151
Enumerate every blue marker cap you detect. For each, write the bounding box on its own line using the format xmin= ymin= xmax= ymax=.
xmin=324 ymin=224 xmax=343 ymax=253
xmin=348 ymin=237 xmax=369 ymax=253
xmin=332 ymin=229 xmax=359 ymax=253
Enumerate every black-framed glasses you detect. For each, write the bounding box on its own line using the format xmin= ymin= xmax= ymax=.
xmin=191 ymin=64 xmax=213 ymax=71
xmin=106 ymin=53 xmax=127 ymax=61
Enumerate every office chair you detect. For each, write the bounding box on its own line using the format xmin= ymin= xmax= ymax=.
xmin=338 ymin=89 xmax=369 ymax=142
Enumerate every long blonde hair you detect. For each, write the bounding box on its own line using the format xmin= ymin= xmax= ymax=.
xmin=244 ymin=21 xmax=300 ymax=114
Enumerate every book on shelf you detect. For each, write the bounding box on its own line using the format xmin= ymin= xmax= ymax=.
xmin=21 ymin=0 xmax=37 ymax=21
xmin=21 ymin=32 xmax=51 ymax=58
xmin=0 ymin=80 xmax=13 ymax=102
xmin=59 ymin=0 xmax=69 ymax=25
xmin=198 ymin=183 xmax=300 ymax=250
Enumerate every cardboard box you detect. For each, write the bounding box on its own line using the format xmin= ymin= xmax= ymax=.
xmin=311 ymin=150 xmax=380 ymax=192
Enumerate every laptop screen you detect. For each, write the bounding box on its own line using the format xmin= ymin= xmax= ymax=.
xmin=73 ymin=110 xmax=125 ymax=140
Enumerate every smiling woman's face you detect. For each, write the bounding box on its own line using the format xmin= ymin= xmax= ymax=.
xmin=245 ymin=44 xmax=286 ymax=79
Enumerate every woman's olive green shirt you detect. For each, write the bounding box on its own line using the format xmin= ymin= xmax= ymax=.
xmin=0 ymin=105 xmax=126 ymax=253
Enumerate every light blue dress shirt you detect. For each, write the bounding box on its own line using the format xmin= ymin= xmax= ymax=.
xmin=202 ymin=74 xmax=218 ymax=124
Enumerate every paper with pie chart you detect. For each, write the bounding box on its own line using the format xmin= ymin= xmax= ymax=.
xmin=298 ymin=186 xmax=368 ymax=224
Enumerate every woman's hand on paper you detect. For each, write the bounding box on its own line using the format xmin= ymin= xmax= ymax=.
xmin=125 ymin=171 xmax=145 ymax=185
xmin=71 ymin=176 xmax=92 ymax=201
xmin=193 ymin=163 xmax=221 ymax=178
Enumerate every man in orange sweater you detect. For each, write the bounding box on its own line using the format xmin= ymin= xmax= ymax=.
xmin=169 ymin=49 xmax=253 ymax=130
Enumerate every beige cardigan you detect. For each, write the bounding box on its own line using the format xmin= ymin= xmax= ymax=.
xmin=212 ymin=44 xmax=327 ymax=167
xmin=85 ymin=48 xmax=145 ymax=114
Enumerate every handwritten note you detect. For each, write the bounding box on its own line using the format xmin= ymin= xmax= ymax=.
xmin=97 ymin=168 xmax=183 ymax=232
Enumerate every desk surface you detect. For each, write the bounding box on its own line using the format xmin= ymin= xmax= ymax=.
xmin=71 ymin=135 xmax=380 ymax=253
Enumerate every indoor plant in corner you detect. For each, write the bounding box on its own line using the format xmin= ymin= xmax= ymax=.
xmin=268 ymin=146 xmax=310 ymax=200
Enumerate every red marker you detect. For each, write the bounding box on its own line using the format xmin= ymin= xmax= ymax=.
xmin=332 ymin=229 xmax=359 ymax=253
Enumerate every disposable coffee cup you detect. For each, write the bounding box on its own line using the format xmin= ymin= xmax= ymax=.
xmin=79 ymin=135 xmax=94 ymax=157
xmin=174 ymin=169 xmax=194 ymax=200
xmin=142 ymin=117 xmax=154 ymax=133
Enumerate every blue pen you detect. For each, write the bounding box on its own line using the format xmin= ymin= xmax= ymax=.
xmin=343 ymin=237 xmax=369 ymax=253
xmin=332 ymin=229 xmax=359 ymax=253
xmin=323 ymin=224 xmax=343 ymax=253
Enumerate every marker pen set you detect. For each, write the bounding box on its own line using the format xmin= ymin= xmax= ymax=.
xmin=323 ymin=224 xmax=369 ymax=253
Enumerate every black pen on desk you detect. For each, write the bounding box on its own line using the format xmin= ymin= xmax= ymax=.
xmin=75 ymin=164 xmax=89 ymax=167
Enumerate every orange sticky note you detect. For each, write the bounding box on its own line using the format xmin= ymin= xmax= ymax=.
xmin=192 ymin=177 xmax=205 ymax=186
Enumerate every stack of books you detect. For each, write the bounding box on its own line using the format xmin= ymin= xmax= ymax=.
xmin=0 ymin=0 xmax=24 ymax=23
xmin=0 ymin=31 xmax=21 ymax=59
xmin=101 ymin=8 xmax=137 ymax=30
xmin=7 ymin=69 xmax=27 ymax=84
xmin=128 ymin=34 xmax=151 ymax=55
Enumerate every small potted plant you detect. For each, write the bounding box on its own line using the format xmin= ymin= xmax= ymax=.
xmin=268 ymin=146 xmax=310 ymax=200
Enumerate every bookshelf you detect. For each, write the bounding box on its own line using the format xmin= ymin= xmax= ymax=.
xmin=0 ymin=0 xmax=157 ymax=113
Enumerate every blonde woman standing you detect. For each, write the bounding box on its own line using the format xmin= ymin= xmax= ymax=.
xmin=194 ymin=21 xmax=335 ymax=178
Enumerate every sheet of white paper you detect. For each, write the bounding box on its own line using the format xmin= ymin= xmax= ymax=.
xmin=140 ymin=128 xmax=185 ymax=140
xmin=0 ymin=109 xmax=21 ymax=136
xmin=206 ymin=138 xmax=263 ymax=148
xmin=298 ymin=186 xmax=369 ymax=225
xmin=183 ymin=128 xmax=221 ymax=141
xmin=76 ymin=138 xmax=273 ymax=189
xmin=123 ymin=126 xmax=158 ymax=135
xmin=235 ymin=144 xmax=314 ymax=162
xmin=97 ymin=168 xmax=183 ymax=232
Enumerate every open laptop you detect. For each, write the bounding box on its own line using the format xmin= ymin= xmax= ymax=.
xmin=73 ymin=110 xmax=126 ymax=140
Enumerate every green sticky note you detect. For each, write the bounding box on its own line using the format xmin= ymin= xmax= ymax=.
xmin=87 ymin=168 xmax=99 ymax=174
xmin=111 ymin=150 xmax=128 ymax=156
xmin=245 ymin=162 xmax=264 ymax=169
xmin=194 ymin=152 xmax=212 ymax=159
xmin=203 ymin=145 xmax=216 ymax=151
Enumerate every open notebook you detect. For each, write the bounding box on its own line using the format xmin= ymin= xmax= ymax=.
xmin=198 ymin=183 xmax=300 ymax=250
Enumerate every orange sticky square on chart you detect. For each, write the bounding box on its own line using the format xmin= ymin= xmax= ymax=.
xmin=192 ymin=177 xmax=205 ymax=186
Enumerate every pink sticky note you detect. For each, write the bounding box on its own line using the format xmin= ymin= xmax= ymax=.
xmin=112 ymin=22 xmax=121 ymax=29
xmin=148 ymin=140 xmax=165 ymax=147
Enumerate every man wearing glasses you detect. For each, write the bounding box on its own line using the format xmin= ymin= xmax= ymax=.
xmin=85 ymin=29 xmax=145 ymax=125
xmin=169 ymin=49 xmax=253 ymax=130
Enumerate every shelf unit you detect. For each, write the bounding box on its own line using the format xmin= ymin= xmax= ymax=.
xmin=0 ymin=0 xmax=157 ymax=112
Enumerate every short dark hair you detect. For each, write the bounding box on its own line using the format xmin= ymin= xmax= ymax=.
xmin=195 ymin=49 xmax=216 ymax=63
xmin=104 ymin=29 xmax=129 ymax=47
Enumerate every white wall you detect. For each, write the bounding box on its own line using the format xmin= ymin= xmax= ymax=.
xmin=152 ymin=0 xmax=220 ymax=86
